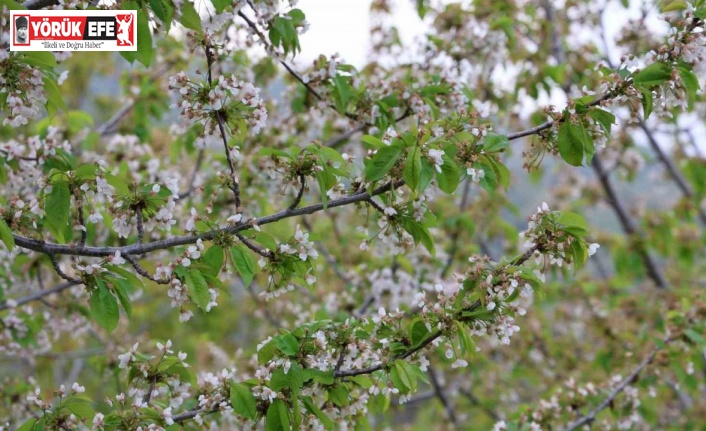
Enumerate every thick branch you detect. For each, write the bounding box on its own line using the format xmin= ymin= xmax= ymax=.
xmin=592 ymin=155 xmax=667 ymax=289
xmin=13 ymin=181 xmax=401 ymax=257
xmin=637 ymin=119 xmax=706 ymax=226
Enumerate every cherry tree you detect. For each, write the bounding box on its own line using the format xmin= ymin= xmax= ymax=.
xmin=1 ymin=0 xmax=705 ymax=430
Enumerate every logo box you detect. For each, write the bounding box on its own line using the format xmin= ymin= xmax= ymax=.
xmin=10 ymin=10 xmax=138 ymax=51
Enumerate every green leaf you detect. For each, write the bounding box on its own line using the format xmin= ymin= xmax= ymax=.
xmin=211 ymin=0 xmax=230 ymax=12
xmin=332 ymin=75 xmax=350 ymax=114
xmin=436 ymin=154 xmax=460 ymax=193
xmin=0 ymin=0 xmax=26 ymax=10
xmin=636 ymin=85 xmax=654 ymax=119
xmin=685 ymin=329 xmax=705 ymax=345
xmin=557 ymin=211 xmax=589 ymax=237
xmin=660 ymin=0 xmax=687 ymax=12
xmin=403 ymin=146 xmax=422 ymax=193
xmin=258 ymin=339 xmax=277 ymax=364
xmin=202 ymin=245 xmax=224 ymax=276
xmin=136 ymin=8 xmax=153 ymax=67
xmin=302 ymin=368 xmax=334 ymax=385
xmin=265 ymin=399 xmax=290 ymax=431
xmin=231 ymin=383 xmax=257 ymax=420
xmin=63 ymin=396 xmax=94 ymax=419
xmin=456 ymin=323 xmax=475 ymax=354
xmin=0 ymin=219 xmax=15 ymax=251
xmin=150 ymin=0 xmax=174 ymax=29
xmin=274 ymin=333 xmax=299 ymax=356
xmin=678 ymin=66 xmax=700 ymax=110
xmin=483 ymin=133 xmax=509 ymax=153
xmin=557 ymin=122 xmax=585 ymax=166
xmin=401 ymin=218 xmax=435 ymax=254
xmin=230 ymin=245 xmax=257 ymax=286
xmin=361 ymin=135 xmax=385 ymax=148
xmin=419 ymin=158 xmax=435 ymax=192
xmin=105 ymin=265 xmax=144 ymax=291
xmin=45 ymin=181 xmax=71 ymax=243
xmin=394 ymin=360 xmax=417 ymax=392
xmin=632 ymin=63 xmax=671 ymax=88
xmin=22 ymin=51 xmax=57 ymax=69
xmin=180 ymin=0 xmax=202 ymax=31
xmin=185 ymin=270 xmax=210 ymax=309
xmin=365 ymin=144 xmax=403 ymax=181
xmin=43 ymin=76 xmax=66 ymax=117
xmin=408 ymin=320 xmax=429 ymax=347
xmin=90 ymin=281 xmax=120 ymax=332
xmin=16 ymin=419 xmax=38 ymax=431
xmin=570 ymin=239 xmax=588 ymax=270
xmin=328 ymin=385 xmax=350 ymax=407
xmin=587 ymin=108 xmax=616 ymax=136
xmin=302 ymin=396 xmax=334 ymax=430
xmin=112 ymin=278 xmax=133 ymax=320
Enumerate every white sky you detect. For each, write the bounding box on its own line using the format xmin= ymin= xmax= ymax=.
xmin=294 ymin=0 xmax=423 ymax=68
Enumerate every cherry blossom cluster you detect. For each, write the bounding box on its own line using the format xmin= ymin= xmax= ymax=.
xmin=0 ymin=56 xmax=46 ymax=128
xmin=168 ymin=72 xmax=267 ymax=147
xmin=519 ymin=202 xmax=599 ymax=270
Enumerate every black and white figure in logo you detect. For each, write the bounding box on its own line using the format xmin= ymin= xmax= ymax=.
xmin=15 ymin=16 xmax=28 ymax=44
xmin=116 ymin=14 xmax=132 ymax=46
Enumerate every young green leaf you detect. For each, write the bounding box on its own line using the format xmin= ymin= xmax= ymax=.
xmin=185 ymin=270 xmax=210 ymax=309
xmin=230 ymin=383 xmax=257 ymax=420
xmin=179 ymin=1 xmax=202 ymax=31
xmin=45 ymin=180 xmax=71 ymax=243
xmin=403 ymin=146 xmax=422 ymax=193
xmin=632 ymin=62 xmax=671 ymax=88
xmin=230 ymin=245 xmax=257 ymax=286
xmin=436 ymin=154 xmax=460 ymax=193
xmin=265 ymin=399 xmax=290 ymax=431
xmin=365 ymin=144 xmax=403 ymax=181
xmin=90 ymin=281 xmax=120 ymax=332
xmin=201 ymin=246 xmax=224 ymax=276
xmin=557 ymin=122 xmax=585 ymax=167
xmin=0 ymin=219 xmax=15 ymax=251
xmin=136 ymin=8 xmax=153 ymax=67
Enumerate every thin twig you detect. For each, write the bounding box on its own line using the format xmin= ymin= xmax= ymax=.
xmin=205 ymin=44 xmax=242 ymax=210
xmin=459 ymin=388 xmax=501 ymax=421
xmin=178 ymin=148 xmax=206 ymax=200
xmin=0 ymin=282 xmax=77 ymax=311
xmin=366 ymin=197 xmax=386 ymax=214
xmin=560 ymin=341 xmax=669 ymax=431
xmin=237 ymin=9 xmax=362 ymax=124
xmin=235 ymin=232 xmax=274 ymax=259
xmin=287 ymin=175 xmax=306 ymax=211
xmin=76 ymin=195 xmax=87 ymax=247
xmin=49 ymin=254 xmax=81 ymax=284
xmin=95 ymin=101 xmax=136 ymax=136
xmin=123 ymin=254 xmax=170 ymax=285
xmin=135 ymin=205 xmax=145 ymax=245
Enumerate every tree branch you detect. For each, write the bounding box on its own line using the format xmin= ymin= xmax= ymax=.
xmin=428 ymin=366 xmax=459 ymax=426
xmin=287 ymin=175 xmax=306 ymax=211
xmin=0 ymin=282 xmax=77 ymax=312
xmin=560 ymin=342 xmax=668 ymax=431
xmin=592 ymin=155 xmax=667 ymax=289
xmin=13 ymin=181 xmax=401 ymax=258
